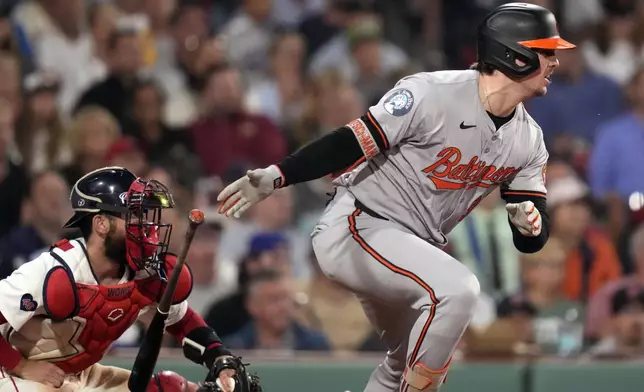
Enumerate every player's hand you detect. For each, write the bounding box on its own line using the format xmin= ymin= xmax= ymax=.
xmin=214 ymin=356 xmax=236 ymax=392
xmin=506 ymin=201 xmax=541 ymax=236
xmin=217 ymin=165 xmax=284 ymax=219
xmin=11 ymin=358 xmax=65 ymax=387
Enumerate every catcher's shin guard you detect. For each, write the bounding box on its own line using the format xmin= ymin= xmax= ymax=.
xmin=403 ymin=358 xmax=451 ymax=391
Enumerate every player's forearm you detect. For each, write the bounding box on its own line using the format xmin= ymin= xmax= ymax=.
xmin=0 ymin=312 xmax=22 ymax=370
xmin=504 ymin=194 xmax=550 ymax=253
xmin=166 ymin=307 xmax=231 ymax=367
xmin=277 ymin=125 xmax=369 ymax=186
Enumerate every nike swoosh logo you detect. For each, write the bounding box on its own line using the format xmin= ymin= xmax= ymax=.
xmin=460 ymin=121 xmax=476 ymax=129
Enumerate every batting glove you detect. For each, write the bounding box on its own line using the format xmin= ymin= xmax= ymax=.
xmin=506 ymin=201 xmax=542 ymax=237
xmin=217 ymin=165 xmax=284 ymax=219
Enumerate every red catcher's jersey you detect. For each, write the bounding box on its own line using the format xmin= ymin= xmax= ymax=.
xmin=0 ymin=238 xmax=192 ymax=374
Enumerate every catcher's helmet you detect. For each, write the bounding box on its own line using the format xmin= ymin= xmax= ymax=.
xmin=63 ymin=166 xmax=176 ymax=271
xmin=63 ymin=166 xmax=137 ymax=228
xmin=477 ymin=2 xmax=576 ymax=78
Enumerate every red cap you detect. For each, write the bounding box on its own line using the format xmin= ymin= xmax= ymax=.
xmin=105 ymin=137 xmax=142 ymax=162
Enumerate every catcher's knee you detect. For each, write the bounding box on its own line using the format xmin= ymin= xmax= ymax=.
xmin=148 ymin=370 xmax=196 ymax=392
xmin=403 ymin=359 xmax=451 ymax=392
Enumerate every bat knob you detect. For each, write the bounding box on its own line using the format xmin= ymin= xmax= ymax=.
xmin=189 ymin=209 xmax=205 ymax=225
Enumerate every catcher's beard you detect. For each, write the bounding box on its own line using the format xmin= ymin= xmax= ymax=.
xmin=104 ymin=221 xmax=128 ymax=265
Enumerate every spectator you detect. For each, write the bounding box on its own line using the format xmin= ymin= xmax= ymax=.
xmin=0 ymin=98 xmax=28 ymax=238
xmin=224 ymin=269 xmax=331 ymax=351
xmin=293 ymin=250 xmax=376 ymax=351
xmin=309 ymin=12 xmax=407 ymax=86
xmin=190 ymin=63 xmax=287 ymax=177
xmin=140 ymin=0 xmax=177 ymax=59
xmin=587 ymin=224 xmax=644 ymax=340
xmin=347 ymin=17 xmax=405 ymax=105
xmin=152 ymin=3 xmax=215 ymax=127
xmin=548 ymin=175 xmax=622 ymax=302
xmin=245 ymin=31 xmax=307 ymax=129
xmin=581 ymin=0 xmax=639 ymax=85
xmin=589 ymin=67 xmax=644 ymax=248
xmin=127 ymin=79 xmax=200 ymax=182
xmin=527 ymin=39 xmax=623 ymax=144
xmin=87 ymin=1 xmax=122 ymax=77
xmin=204 ymin=231 xmax=292 ymax=337
xmin=105 ymin=136 xmax=148 ymax=178
xmin=0 ymin=171 xmax=70 ymax=280
xmin=60 ymin=106 xmax=121 ymax=186
xmin=448 ymin=189 xmax=521 ymax=299
xmin=0 ymin=53 xmax=22 ymax=120
xmin=219 ymin=187 xmax=311 ymax=278
xmin=31 ymin=0 xmax=107 ymax=116
xmin=589 ymin=286 xmax=644 ymax=358
xmin=220 ymin=0 xmax=275 ymax=82
xmin=496 ymin=237 xmax=584 ymax=354
xmin=544 ymin=156 xmax=577 ymax=184
xmin=298 ymin=0 xmax=368 ymax=59
xmin=291 ymin=71 xmax=364 ymax=150
xmin=271 ymin=0 xmax=326 ymax=29
xmin=74 ymin=24 xmax=147 ymax=129
xmin=0 ymin=2 xmax=34 ymax=76
xmin=15 ymin=71 xmax=72 ymax=174
xmin=183 ymin=221 xmax=235 ymax=315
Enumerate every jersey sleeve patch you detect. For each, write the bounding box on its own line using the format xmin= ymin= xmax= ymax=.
xmin=383 ymin=88 xmax=414 ymax=117
xmin=19 ymin=294 xmax=38 ymax=312
xmin=346 ymin=118 xmax=381 ymax=159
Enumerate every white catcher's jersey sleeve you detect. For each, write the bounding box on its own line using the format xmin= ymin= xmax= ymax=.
xmin=348 ymin=73 xmax=436 ymax=159
xmin=0 ymin=253 xmax=54 ymax=330
xmin=502 ymin=125 xmax=548 ymax=197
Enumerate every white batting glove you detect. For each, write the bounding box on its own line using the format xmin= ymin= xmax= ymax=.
xmin=217 ymin=165 xmax=284 ymax=219
xmin=506 ymin=201 xmax=542 ymax=237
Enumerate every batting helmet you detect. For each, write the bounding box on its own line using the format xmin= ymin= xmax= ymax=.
xmin=477 ymin=2 xmax=576 ymax=78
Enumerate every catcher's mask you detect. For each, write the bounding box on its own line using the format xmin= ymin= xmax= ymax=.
xmin=124 ymin=178 xmax=175 ymax=272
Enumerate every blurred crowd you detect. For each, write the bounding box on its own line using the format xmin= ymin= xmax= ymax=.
xmin=1 ymin=0 xmax=644 ymax=359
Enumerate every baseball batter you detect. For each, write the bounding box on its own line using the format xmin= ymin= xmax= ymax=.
xmin=0 ymin=167 xmax=238 ymax=392
xmin=217 ymin=3 xmax=576 ymax=392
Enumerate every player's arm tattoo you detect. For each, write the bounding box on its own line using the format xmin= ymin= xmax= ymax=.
xmin=502 ymin=192 xmax=549 ymax=253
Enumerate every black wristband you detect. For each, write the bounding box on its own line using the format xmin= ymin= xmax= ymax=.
xmin=502 ymin=193 xmax=550 ymax=254
xmin=182 ymin=326 xmax=232 ymax=368
xmin=277 ymin=126 xmax=365 ymax=186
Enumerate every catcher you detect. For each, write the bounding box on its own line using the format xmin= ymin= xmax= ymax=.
xmin=0 ymin=167 xmax=258 ymax=392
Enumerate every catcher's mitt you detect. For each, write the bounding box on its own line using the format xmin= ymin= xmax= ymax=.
xmin=197 ymin=356 xmax=263 ymax=392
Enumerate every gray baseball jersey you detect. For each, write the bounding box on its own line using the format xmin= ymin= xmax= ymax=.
xmin=311 ymin=70 xmax=548 ymax=391
xmin=339 ymin=69 xmax=548 ymax=246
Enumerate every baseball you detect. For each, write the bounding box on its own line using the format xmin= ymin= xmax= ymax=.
xmin=216 ymin=377 xmax=236 ymax=391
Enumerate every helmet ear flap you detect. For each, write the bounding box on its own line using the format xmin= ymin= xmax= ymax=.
xmin=478 ymin=32 xmax=541 ymax=78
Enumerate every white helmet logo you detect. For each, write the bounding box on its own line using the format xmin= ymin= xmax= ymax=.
xmin=77 ymin=199 xmax=85 ymax=207
xmin=119 ymin=192 xmax=128 ymax=205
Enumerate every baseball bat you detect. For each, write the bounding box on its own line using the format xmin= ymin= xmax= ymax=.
xmin=128 ymin=209 xmax=205 ymax=392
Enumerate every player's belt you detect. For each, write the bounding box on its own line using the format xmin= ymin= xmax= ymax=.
xmin=354 ymin=199 xmax=387 ymax=221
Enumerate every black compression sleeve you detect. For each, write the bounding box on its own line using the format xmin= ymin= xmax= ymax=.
xmin=502 ymin=193 xmax=550 ymax=254
xmin=277 ymin=126 xmax=365 ymax=186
